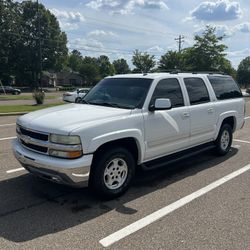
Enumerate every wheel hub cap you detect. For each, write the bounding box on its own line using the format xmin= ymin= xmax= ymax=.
xmin=221 ymin=130 xmax=230 ymax=150
xmin=104 ymin=158 xmax=128 ymax=190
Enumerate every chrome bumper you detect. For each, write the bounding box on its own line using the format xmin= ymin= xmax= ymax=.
xmin=12 ymin=139 xmax=93 ymax=187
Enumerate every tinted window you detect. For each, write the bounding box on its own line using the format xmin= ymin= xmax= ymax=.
xmin=151 ymin=78 xmax=184 ymax=108
xmin=208 ymin=76 xmax=242 ymax=100
xmin=184 ymin=78 xmax=210 ymax=105
xmin=84 ymin=78 xmax=152 ymax=109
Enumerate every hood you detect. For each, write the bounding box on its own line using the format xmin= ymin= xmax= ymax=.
xmin=17 ymin=104 xmax=131 ymax=134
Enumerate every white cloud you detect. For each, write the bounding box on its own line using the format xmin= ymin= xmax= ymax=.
xmin=195 ymin=24 xmax=235 ymax=38
xmin=86 ymin=0 xmax=169 ymax=15
xmin=235 ymin=22 xmax=250 ymax=33
xmin=190 ymin=0 xmax=242 ymax=21
xmin=70 ymin=38 xmax=105 ymax=51
xmin=87 ymin=30 xmax=118 ymax=38
xmin=146 ymin=45 xmax=164 ymax=53
xmin=50 ymin=9 xmax=85 ymax=30
xmin=227 ymin=48 xmax=250 ymax=58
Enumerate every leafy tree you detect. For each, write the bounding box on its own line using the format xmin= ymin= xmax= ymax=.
xmin=0 ymin=0 xmax=21 ymax=84
xmin=79 ymin=63 xmax=100 ymax=86
xmin=113 ymin=59 xmax=130 ymax=74
xmin=237 ymin=56 xmax=250 ymax=88
xmin=132 ymin=50 xmax=156 ymax=73
xmin=185 ymin=26 xmax=227 ymax=72
xmin=158 ymin=51 xmax=183 ymax=71
xmin=0 ymin=0 xmax=68 ymax=86
xmin=68 ymin=50 xmax=82 ymax=72
xmin=97 ymin=55 xmax=115 ymax=77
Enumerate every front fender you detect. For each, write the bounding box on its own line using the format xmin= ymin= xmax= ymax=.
xmin=87 ymin=129 xmax=145 ymax=164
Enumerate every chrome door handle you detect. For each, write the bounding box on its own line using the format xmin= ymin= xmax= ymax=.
xmin=208 ymin=108 xmax=214 ymax=113
xmin=183 ymin=112 xmax=190 ymax=118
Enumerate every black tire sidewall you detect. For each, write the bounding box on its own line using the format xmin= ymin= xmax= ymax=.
xmin=90 ymin=147 xmax=135 ymax=199
xmin=215 ymin=124 xmax=233 ymax=155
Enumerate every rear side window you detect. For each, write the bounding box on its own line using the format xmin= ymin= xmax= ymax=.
xmin=184 ymin=78 xmax=210 ymax=105
xmin=151 ymin=78 xmax=184 ymax=108
xmin=208 ymin=76 xmax=242 ymax=100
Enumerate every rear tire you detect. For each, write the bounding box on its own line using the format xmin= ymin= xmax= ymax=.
xmin=90 ymin=147 xmax=135 ymax=199
xmin=75 ymin=97 xmax=81 ymax=103
xmin=214 ymin=124 xmax=232 ymax=156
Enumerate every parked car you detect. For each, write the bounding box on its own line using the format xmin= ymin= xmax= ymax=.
xmin=63 ymin=88 xmax=89 ymax=103
xmin=0 ymin=86 xmax=21 ymax=95
xmin=12 ymin=73 xmax=245 ymax=199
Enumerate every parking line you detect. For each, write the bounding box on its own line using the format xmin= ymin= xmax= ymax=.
xmin=0 ymin=136 xmax=17 ymax=141
xmin=234 ymin=139 xmax=250 ymax=144
xmin=245 ymin=116 xmax=250 ymax=120
xmin=99 ymin=164 xmax=250 ymax=247
xmin=6 ymin=167 xmax=25 ymax=174
xmin=0 ymin=123 xmax=15 ymax=127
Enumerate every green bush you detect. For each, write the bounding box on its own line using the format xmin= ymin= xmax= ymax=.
xmin=32 ymin=90 xmax=45 ymax=104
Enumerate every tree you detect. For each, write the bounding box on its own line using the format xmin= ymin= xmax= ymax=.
xmin=158 ymin=51 xmax=183 ymax=71
xmin=237 ymin=57 xmax=250 ymax=88
xmin=0 ymin=0 xmax=68 ymax=86
xmin=79 ymin=63 xmax=100 ymax=86
xmin=97 ymin=55 xmax=115 ymax=77
xmin=0 ymin=0 xmax=21 ymax=84
xmin=185 ymin=26 xmax=227 ymax=72
xmin=113 ymin=59 xmax=130 ymax=74
xmin=68 ymin=50 xmax=82 ymax=72
xmin=132 ymin=50 xmax=156 ymax=73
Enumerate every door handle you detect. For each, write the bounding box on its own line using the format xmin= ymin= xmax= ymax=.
xmin=207 ymin=108 xmax=214 ymax=113
xmin=183 ymin=112 xmax=190 ymax=118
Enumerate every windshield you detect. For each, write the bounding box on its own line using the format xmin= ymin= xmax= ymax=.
xmin=83 ymin=78 xmax=153 ymax=109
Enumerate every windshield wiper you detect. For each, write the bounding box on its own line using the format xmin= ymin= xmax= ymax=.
xmin=88 ymin=102 xmax=131 ymax=109
xmin=80 ymin=99 xmax=89 ymax=104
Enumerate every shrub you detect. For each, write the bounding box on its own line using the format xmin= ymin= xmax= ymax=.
xmin=32 ymin=90 xmax=45 ymax=105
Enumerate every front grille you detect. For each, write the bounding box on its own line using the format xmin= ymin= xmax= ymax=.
xmin=19 ymin=127 xmax=48 ymax=141
xmin=21 ymin=139 xmax=48 ymax=153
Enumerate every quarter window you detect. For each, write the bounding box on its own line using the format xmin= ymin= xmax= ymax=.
xmin=208 ymin=76 xmax=242 ymax=100
xmin=184 ymin=78 xmax=210 ymax=105
xmin=151 ymin=78 xmax=184 ymax=108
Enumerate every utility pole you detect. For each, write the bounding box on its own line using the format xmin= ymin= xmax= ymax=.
xmin=37 ymin=0 xmax=42 ymax=89
xmin=175 ymin=35 xmax=185 ymax=52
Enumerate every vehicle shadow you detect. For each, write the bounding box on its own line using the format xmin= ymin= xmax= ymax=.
xmin=0 ymin=148 xmax=238 ymax=242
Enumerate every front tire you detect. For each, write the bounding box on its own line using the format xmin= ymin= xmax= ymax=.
xmin=90 ymin=147 xmax=135 ymax=199
xmin=214 ymin=124 xmax=233 ymax=156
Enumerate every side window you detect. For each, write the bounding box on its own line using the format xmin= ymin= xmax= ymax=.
xmin=151 ymin=78 xmax=184 ymax=108
xmin=184 ymin=78 xmax=210 ymax=105
xmin=208 ymin=76 xmax=242 ymax=100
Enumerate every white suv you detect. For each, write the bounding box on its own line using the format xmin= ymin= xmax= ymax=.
xmin=12 ymin=73 xmax=245 ymax=198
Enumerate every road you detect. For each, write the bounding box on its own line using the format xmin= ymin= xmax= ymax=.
xmin=0 ymin=102 xmax=249 ymax=250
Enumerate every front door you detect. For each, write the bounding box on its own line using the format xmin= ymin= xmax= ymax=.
xmin=143 ymin=78 xmax=190 ymax=161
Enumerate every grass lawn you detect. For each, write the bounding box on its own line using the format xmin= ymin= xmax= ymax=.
xmin=0 ymin=103 xmax=64 ymax=113
xmin=0 ymin=95 xmax=58 ymax=100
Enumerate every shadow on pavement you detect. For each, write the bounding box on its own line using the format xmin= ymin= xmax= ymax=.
xmin=0 ymin=148 xmax=238 ymax=242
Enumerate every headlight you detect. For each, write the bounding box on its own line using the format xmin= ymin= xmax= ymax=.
xmin=50 ymin=134 xmax=81 ymax=145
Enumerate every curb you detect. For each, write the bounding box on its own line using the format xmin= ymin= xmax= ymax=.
xmin=0 ymin=112 xmax=28 ymax=116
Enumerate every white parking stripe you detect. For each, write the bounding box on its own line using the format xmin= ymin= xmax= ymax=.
xmin=244 ymin=116 xmax=250 ymax=120
xmin=0 ymin=123 xmax=15 ymax=127
xmin=0 ymin=136 xmax=17 ymax=141
xmin=6 ymin=167 xmax=25 ymax=174
xmin=234 ymin=139 xmax=250 ymax=144
xmin=100 ymin=164 xmax=250 ymax=247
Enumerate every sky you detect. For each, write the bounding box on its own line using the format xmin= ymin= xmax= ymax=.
xmin=29 ymin=0 xmax=250 ymax=68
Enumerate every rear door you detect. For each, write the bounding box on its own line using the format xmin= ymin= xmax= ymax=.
xmin=183 ymin=77 xmax=216 ymax=145
xmin=143 ymin=78 xmax=190 ymax=161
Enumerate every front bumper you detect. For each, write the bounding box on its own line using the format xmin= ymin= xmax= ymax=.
xmin=12 ymin=139 xmax=93 ymax=187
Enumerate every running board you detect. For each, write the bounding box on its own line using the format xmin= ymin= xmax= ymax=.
xmin=141 ymin=143 xmax=215 ymax=170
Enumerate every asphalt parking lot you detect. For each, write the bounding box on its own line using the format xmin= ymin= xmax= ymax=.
xmin=0 ymin=103 xmax=249 ymax=250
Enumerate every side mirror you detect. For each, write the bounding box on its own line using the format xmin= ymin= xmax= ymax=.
xmin=149 ymin=98 xmax=172 ymax=111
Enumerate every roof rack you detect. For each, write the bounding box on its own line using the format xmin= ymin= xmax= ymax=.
xmin=158 ymin=70 xmax=226 ymax=75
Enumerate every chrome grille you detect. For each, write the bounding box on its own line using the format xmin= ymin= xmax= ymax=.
xmin=17 ymin=125 xmax=49 ymax=154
